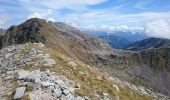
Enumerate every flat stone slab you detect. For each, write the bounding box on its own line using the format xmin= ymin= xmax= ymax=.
xmin=13 ymin=87 xmax=26 ymax=100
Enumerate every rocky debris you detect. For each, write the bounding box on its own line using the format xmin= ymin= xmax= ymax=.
xmin=0 ymin=43 xmax=55 ymax=74
xmin=13 ymin=86 xmax=26 ymax=100
xmin=103 ymin=93 xmax=109 ymax=100
xmin=13 ymin=70 xmax=85 ymax=100
xmin=109 ymin=77 xmax=169 ymax=99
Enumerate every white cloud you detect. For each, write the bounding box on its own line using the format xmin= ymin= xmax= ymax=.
xmin=27 ymin=9 xmax=56 ymax=21
xmin=47 ymin=17 xmax=55 ymax=22
xmin=82 ymin=24 xmax=144 ymax=33
xmin=28 ymin=9 xmax=52 ymax=18
xmin=0 ymin=15 xmax=9 ymax=26
xmin=17 ymin=0 xmax=108 ymax=11
xmin=145 ymin=19 xmax=170 ymax=39
xmin=60 ymin=10 xmax=170 ymax=28
xmin=134 ymin=0 xmax=153 ymax=10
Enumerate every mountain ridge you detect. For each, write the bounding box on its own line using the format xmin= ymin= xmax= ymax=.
xmin=125 ymin=37 xmax=170 ymax=51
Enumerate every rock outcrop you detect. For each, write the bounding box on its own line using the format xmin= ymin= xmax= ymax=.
xmin=12 ymin=70 xmax=85 ymax=100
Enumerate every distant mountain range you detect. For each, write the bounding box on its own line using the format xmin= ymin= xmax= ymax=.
xmin=99 ymin=35 xmax=130 ymax=49
xmin=86 ymin=30 xmax=147 ymax=49
xmin=85 ymin=30 xmax=147 ymax=42
xmin=125 ymin=37 xmax=170 ymax=51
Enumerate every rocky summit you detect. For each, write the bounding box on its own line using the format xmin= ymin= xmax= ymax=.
xmin=0 ymin=18 xmax=170 ymax=100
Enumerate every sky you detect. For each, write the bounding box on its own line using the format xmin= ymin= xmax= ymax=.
xmin=0 ymin=0 xmax=170 ymax=38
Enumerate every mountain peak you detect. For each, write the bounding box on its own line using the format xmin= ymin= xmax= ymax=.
xmin=25 ymin=17 xmax=46 ymax=24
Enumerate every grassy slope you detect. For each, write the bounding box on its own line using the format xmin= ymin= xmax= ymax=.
xmin=22 ymin=43 xmax=154 ymax=100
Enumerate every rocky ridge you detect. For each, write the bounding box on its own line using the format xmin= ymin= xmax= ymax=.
xmin=0 ymin=43 xmax=168 ymax=100
xmin=0 ymin=43 xmax=85 ymax=100
xmin=6 ymin=70 xmax=85 ymax=100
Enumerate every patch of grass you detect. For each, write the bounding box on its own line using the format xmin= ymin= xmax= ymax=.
xmin=22 ymin=95 xmax=30 ymax=100
xmin=120 ymin=86 xmax=154 ymax=100
xmin=26 ymin=86 xmax=34 ymax=92
xmin=130 ymin=78 xmax=145 ymax=87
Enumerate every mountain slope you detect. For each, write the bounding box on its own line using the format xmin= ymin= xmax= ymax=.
xmin=0 ymin=29 xmax=5 ymax=47
xmin=1 ymin=18 xmax=112 ymax=65
xmin=126 ymin=37 xmax=170 ymax=51
xmin=125 ymin=47 xmax=170 ymax=96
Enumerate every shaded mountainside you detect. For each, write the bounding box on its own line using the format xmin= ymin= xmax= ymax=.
xmin=0 ymin=28 xmax=6 ymax=36
xmin=105 ymin=47 xmax=170 ymax=96
xmin=99 ymin=35 xmax=130 ymax=49
xmin=1 ymin=18 xmax=112 ymax=65
xmin=0 ymin=29 xmax=6 ymax=47
xmin=126 ymin=37 xmax=170 ymax=51
xmin=126 ymin=47 xmax=170 ymax=96
xmin=90 ymin=44 xmax=170 ymax=96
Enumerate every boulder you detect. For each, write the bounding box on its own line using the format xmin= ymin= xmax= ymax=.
xmin=34 ymin=78 xmax=42 ymax=84
xmin=26 ymin=70 xmax=41 ymax=83
xmin=63 ymin=89 xmax=70 ymax=95
xmin=53 ymin=85 xmax=62 ymax=97
xmin=103 ymin=93 xmax=109 ymax=100
xmin=55 ymin=80 xmax=65 ymax=85
xmin=17 ymin=70 xmax=29 ymax=80
xmin=13 ymin=87 xmax=26 ymax=100
xmin=41 ymin=81 xmax=55 ymax=88
xmin=60 ymin=94 xmax=67 ymax=100
xmin=5 ymin=53 xmax=11 ymax=59
xmin=75 ymin=96 xmax=85 ymax=100
xmin=66 ymin=93 xmax=75 ymax=100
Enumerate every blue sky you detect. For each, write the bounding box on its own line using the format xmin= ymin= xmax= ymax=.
xmin=0 ymin=0 xmax=170 ymax=38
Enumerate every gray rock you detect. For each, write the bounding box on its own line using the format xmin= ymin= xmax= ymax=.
xmin=60 ymin=84 xmax=70 ymax=92
xmin=34 ymin=78 xmax=42 ymax=84
xmin=60 ymin=94 xmax=67 ymax=100
xmin=75 ymin=96 xmax=85 ymax=100
xmin=66 ymin=93 xmax=75 ymax=100
xmin=41 ymin=81 xmax=55 ymax=88
xmin=63 ymin=89 xmax=70 ymax=95
xmin=103 ymin=93 xmax=109 ymax=100
xmin=13 ymin=87 xmax=26 ymax=100
xmin=48 ymin=75 xmax=56 ymax=82
xmin=48 ymin=86 xmax=55 ymax=91
xmin=44 ymin=58 xmax=56 ymax=66
xmin=27 ymin=71 xmax=41 ymax=83
xmin=17 ymin=70 xmax=29 ymax=80
xmin=5 ymin=53 xmax=11 ymax=59
xmin=69 ymin=87 xmax=74 ymax=93
xmin=55 ymin=80 xmax=65 ymax=85
xmin=53 ymin=85 xmax=62 ymax=97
